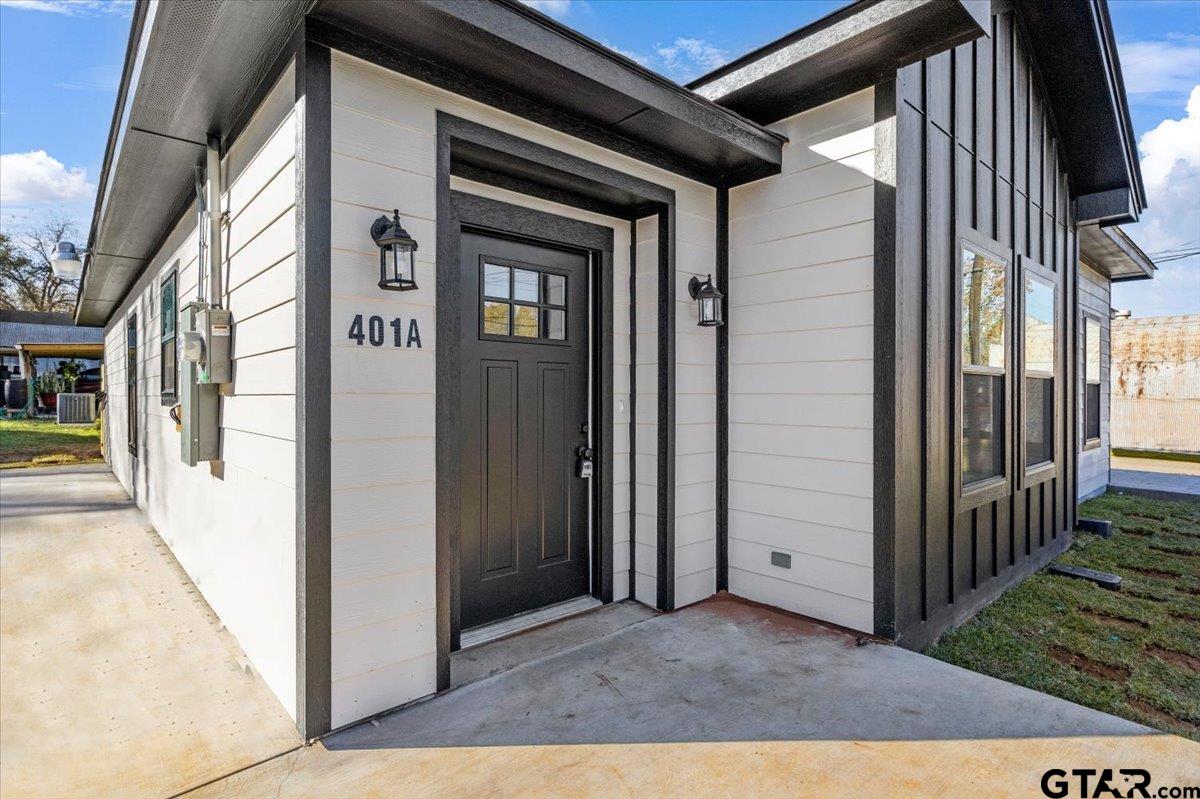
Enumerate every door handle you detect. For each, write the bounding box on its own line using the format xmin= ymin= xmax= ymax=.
xmin=576 ymin=445 xmax=594 ymax=478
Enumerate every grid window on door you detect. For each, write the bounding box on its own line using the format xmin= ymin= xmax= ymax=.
xmin=482 ymin=262 xmax=567 ymax=342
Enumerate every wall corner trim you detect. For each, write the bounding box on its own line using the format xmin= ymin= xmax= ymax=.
xmin=294 ymin=33 xmax=333 ymax=741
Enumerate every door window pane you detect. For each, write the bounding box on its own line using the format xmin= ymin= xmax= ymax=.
xmin=512 ymin=304 xmax=538 ymax=337
xmin=543 ymin=274 xmax=566 ymax=306
xmin=483 ymin=301 xmax=510 ymax=335
xmin=1025 ymin=376 xmax=1053 ymax=467
xmin=962 ymin=246 xmax=1006 ymax=368
xmin=484 ymin=264 xmax=510 ymax=298
xmin=963 ymin=372 xmax=1004 ymax=484
xmin=513 ymin=268 xmax=539 ymax=302
xmin=543 ymin=309 xmax=565 ymax=340
xmin=1024 ymin=275 xmax=1054 ymax=374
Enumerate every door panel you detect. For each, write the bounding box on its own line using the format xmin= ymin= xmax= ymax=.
xmin=482 ymin=360 xmax=518 ymax=577
xmin=460 ymin=229 xmax=590 ymax=631
xmin=538 ymin=362 xmax=571 ymax=565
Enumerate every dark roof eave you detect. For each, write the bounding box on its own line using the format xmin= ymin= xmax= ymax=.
xmin=686 ymin=0 xmax=991 ymax=124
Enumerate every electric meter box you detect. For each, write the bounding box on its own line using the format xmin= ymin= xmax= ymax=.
xmin=196 ymin=307 xmax=233 ymax=384
xmin=179 ymin=301 xmax=221 ymax=465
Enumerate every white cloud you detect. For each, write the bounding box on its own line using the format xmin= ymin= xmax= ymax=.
xmin=1118 ymin=36 xmax=1200 ymax=97
xmin=655 ymin=37 xmax=729 ymax=80
xmin=601 ymin=39 xmax=650 ymax=68
xmin=1114 ymin=85 xmax=1200 ymax=317
xmin=519 ymin=0 xmax=571 ymax=18
xmin=0 ymin=0 xmax=132 ymax=15
xmin=0 ymin=151 xmax=94 ymax=204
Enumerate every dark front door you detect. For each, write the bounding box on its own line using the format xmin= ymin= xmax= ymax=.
xmin=459 ymin=229 xmax=591 ymax=631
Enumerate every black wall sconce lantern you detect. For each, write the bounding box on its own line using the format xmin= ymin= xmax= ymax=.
xmin=370 ymin=209 xmax=419 ymax=291
xmin=688 ymin=274 xmax=724 ymax=327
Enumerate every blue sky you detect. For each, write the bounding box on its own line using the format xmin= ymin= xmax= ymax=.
xmin=1 ymin=0 xmax=1196 ymax=316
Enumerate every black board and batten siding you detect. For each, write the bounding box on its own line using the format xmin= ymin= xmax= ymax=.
xmin=879 ymin=8 xmax=1079 ymax=650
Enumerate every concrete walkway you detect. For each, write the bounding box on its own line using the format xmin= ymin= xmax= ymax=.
xmin=1110 ymin=464 xmax=1200 ymax=500
xmin=0 ymin=464 xmax=299 ymax=798
xmin=190 ymin=597 xmax=1198 ymax=798
xmin=4 ymin=465 xmax=1196 ymax=798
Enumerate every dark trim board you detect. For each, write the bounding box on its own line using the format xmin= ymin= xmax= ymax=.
xmin=628 ymin=219 xmax=637 ymax=602
xmin=294 ymin=36 xmax=332 ymax=742
xmin=435 ymin=112 xmax=678 ymax=689
xmin=714 ymin=187 xmax=729 ymax=593
xmin=656 ymin=207 xmax=676 ymax=612
xmin=872 ymin=78 xmax=902 ymax=639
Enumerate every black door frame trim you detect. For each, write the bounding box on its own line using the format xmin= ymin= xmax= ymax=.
xmin=435 ymin=114 xmax=678 ymax=690
xmin=450 ymin=193 xmax=612 ymax=641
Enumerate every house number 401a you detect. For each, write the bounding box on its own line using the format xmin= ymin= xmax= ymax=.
xmin=348 ymin=314 xmax=423 ymax=348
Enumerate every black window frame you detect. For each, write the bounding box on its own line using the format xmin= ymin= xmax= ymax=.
xmin=1082 ymin=311 xmax=1103 ymax=450
xmin=127 ymin=313 xmax=138 ymax=456
xmin=1019 ymin=256 xmax=1059 ymax=487
xmin=954 ymin=226 xmax=1014 ymax=513
xmin=160 ymin=266 xmax=178 ymax=403
xmin=476 ymin=254 xmax=571 ymax=347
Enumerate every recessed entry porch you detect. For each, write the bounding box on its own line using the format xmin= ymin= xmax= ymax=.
xmin=191 ymin=596 xmax=1195 ymax=797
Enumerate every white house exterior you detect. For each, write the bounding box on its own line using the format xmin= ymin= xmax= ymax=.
xmin=80 ymin=0 xmax=1148 ymax=739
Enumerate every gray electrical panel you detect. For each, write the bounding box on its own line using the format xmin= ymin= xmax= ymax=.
xmin=196 ymin=307 xmax=232 ymax=384
xmin=179 ymin=301 xmax=228 ymax=465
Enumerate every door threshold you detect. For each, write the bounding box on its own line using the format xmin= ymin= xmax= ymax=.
xmin=460 ymin=595 xmax=602 ymax=650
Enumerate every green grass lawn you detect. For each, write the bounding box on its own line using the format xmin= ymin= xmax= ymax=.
xmin=0 ymin=417 xmax=103 ymax=469
xmin=927 ymin=493 xmax=1200 ymax=741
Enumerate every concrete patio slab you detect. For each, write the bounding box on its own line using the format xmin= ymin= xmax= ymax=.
xmin=0 ymin=464 xmax=299 ymax=799
xmin=187 ymin=596 xmax=1199 ymax=797
xmin=1110 ymin=466 xmax=1200 ymax=501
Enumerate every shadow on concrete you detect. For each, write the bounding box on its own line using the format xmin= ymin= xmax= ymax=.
xmin=324 ymin=595 xmax=1156 ymax=751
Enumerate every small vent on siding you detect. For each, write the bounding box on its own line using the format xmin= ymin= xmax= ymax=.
xmin=57 ymin=393 xmax=97 ymax=425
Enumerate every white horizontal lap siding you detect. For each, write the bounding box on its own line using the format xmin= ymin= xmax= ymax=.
xmin=100 ymin=66 xmax=299 ymax=719
xmin=634 ymin=218 xmax=660 ymax=605
xmin=1078 ymin=262 xmax=1111 ymax=500
xmin=328 ymin=50 xmax=717 ymax=726
xmin=675 ymin=208 xmax=717 ymax=607
xmin=727 ymin=88 xmax=875 ymax=633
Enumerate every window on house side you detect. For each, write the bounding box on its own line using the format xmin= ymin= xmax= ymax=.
xmin=127 ymin=314 xmax=138 ymax=456
xmin=160 ymin=271 xmax=178 ymax=398
xmin=1024 ymin=274 xmax=1055 ymax=468
xmin=961 ymin=244 xmax=1007 ymax=487
xmin=1084 ymin=316 xmax=1101 ymax=444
